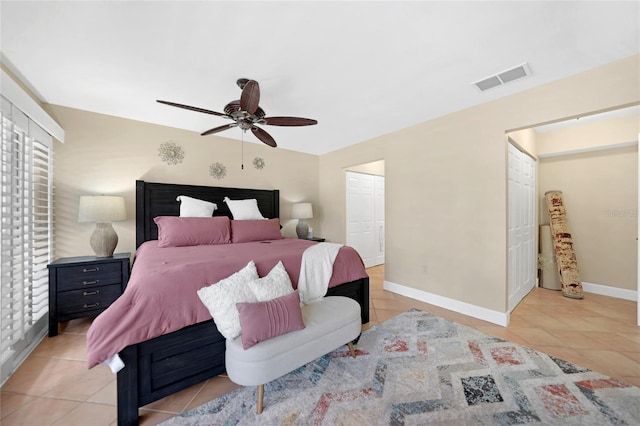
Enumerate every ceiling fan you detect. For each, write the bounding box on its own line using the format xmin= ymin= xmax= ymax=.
xmin=157 ymin=78 xmax=318 ymax=148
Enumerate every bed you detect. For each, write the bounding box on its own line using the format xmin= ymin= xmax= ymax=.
xmin=88 ymin=180 xmax=370 ymax=426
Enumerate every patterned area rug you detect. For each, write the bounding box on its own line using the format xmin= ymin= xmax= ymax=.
xmin=162 ymin=309 xmax=640 ymax=425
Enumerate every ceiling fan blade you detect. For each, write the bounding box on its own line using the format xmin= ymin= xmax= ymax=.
xmin=263 ymin=116 xmax=318 ymax=126
xmin=251 ymin=126 xmax=277 ymax=147
xmin=240 ymin=80 xmax=260 ymax=114
xmin=201 ymin=123 xmax=237 ymax=136
xmin=157 ymin=100 xmax=229 ymax=118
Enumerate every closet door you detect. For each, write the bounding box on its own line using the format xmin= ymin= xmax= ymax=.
xmin=346 ymin=171 xmax=385 ymax=267
xmin=508 ymin=143 xmax=536 ymax=311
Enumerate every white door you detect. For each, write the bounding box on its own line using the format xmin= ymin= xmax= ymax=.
xmin=508 ymin=143 xmax=536 ymax=311
xmin=373 ymin=175 xmax=385 ymax=265
xmin=346 ymin=171 xmax=385 ymax=267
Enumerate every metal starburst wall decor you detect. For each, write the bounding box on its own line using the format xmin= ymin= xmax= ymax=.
xmin=252 ymin=157 xmax=265 ymax=170
xmin=158 ymin=141 xmax=185 ymax=165
xmin=209 ymin=162 xmax=227 ymax=180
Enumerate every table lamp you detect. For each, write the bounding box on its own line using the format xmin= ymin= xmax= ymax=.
xmin=292 ymin=202 xmax=313 ymax=239
xmin=78 ymin=195 xmax=126 ymax=257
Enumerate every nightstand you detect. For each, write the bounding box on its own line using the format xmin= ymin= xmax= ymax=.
xmin=48 ymin=253 xmax=130 ymax=337
xmin=306 ymin=237 xmax=326 ymax=242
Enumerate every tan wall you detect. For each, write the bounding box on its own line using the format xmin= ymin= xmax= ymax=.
xmin=538 ymin=114 xmax=639 ymax=291
xmin=45 ymin=105 xmax=320 ymax=259
xmin=537 ymin=113 xmax=639 ymax=156
xmin=319 ymin=54 xmax=639 ymax=313
xmin=507 ymin=128 xmax=538 ymax=158
xmin=347 ymin=159 xmax=385 ymax=176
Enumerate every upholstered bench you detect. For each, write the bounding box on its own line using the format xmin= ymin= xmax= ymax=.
xmin=225 ymin=296 xmax=362 ymax=414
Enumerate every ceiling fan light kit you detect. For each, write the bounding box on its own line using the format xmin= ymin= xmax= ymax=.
xmin=157 ymin=78 xmax=317 ymax=148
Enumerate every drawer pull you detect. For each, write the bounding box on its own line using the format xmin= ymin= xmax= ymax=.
xmin=83 ymin=267 xmax=100 ymax=273
xmin=82 ymin=280 xmax=99 ymax=285
xmin=83 ymin=290 xmax=99 ymax=296
xmin=83 ymin=303 xmax=100 ymax=309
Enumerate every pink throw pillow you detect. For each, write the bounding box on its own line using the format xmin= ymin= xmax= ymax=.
xmin=236 ymin=291 xmax=305 ymax=349
xmin=231 ymin=218 xmax=284 ymax=243
xmin=154 ymin=216 xmax=231 ymax=247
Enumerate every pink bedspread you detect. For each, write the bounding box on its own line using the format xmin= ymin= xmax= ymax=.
xmin=86 ymin=239 xmax=367 ymax=368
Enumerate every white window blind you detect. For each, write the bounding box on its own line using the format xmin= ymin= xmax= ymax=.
xmin=0 ymin=94 xmax=53 ymax=385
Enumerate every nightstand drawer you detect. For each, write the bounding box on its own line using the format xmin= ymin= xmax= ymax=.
xmin=57 ymin=284 xmax=122 ymax=314
xmin=57 ymin=262 xmax=122 ymax=291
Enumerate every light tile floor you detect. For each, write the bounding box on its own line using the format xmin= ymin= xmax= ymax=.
xmin=2 ymin=265 xmax=638 ymax=425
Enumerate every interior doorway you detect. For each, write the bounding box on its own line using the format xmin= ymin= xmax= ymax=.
xmin=513 ymin=104 xmax=638 ymax=326
xmin=345 ymin=161 xmax=385 ymax=268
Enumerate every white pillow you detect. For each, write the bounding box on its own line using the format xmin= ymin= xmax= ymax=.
xmin=246 ymin=261 xmax=294 ymax=302
xmin=196 ymin=261 xmax=258 ymax=339
xmin=177 ymin=195 xmax=217 ymax=217
xmin=223 ymin=197 xmax=265 ymax=220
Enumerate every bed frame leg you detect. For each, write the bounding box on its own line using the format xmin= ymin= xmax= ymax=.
xmin=361 ymin=277 xmax=370 ymax=324
xmin=256 ymin=384 xmax=264 ymax=414
xmin=117 ymin=346 xmax=139 ymax=426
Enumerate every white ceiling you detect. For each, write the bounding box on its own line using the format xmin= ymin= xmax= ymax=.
xmin=1 ymin=1 xmax=638 ymax=155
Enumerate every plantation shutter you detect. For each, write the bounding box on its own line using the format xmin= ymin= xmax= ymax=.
xmin=0 ymin=94 xmax=54 ymax=384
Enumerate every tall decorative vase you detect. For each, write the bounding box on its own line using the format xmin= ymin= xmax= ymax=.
xmin=544 ymin=190 xmax=583 ymax=299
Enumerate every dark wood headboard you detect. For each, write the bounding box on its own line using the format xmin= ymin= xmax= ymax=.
xmin=135 ymin=180 xmax=280 ymax=248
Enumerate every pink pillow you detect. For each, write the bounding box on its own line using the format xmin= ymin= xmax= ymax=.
xmin=230 ymin=218 xmax=284 ymax=243
xmin=236 ymin=290 xmax=305 ymax=349
xmin=154 ymin=216 xmax=231 ymax=247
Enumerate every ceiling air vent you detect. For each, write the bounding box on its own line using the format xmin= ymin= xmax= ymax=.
xmin=473 ymin=63 xmax=531 ymax=92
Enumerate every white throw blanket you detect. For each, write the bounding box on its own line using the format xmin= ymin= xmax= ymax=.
xmin=297 ymin=242 xmax=343 ymax=304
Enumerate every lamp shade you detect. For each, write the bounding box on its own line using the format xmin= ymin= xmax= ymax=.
xmin=78 ymin=196 xmax=126 ymax=223
xmin=291 ymin=202 xmax=313 ymax=219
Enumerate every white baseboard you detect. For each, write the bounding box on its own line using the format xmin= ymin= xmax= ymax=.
xmin=582 ymin=282 xmax=637 ymax=301
xmin=383 ymin=280 xmax=509 ymax=327
xmin=381 ymin=281 xmax=637 ymax=328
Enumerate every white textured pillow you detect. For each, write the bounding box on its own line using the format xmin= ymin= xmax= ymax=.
xmin=196 ymin=261 xmax=259 ymax=339
xmin=177 ymin=195 xmax=217 ymax=217
xmin=247 ymin=261 xmax=294 ymax=302
xmin=223 ymin=197 xmax=265 ymax=220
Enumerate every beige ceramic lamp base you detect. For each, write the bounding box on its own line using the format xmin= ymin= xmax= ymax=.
xmin=90 ymin=223 xmax=118 ymax=257
xmin=296 ymin=219 xmax=309 ymax=239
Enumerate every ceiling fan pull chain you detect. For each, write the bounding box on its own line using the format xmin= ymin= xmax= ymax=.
xmin=241 ymin=131 xmax=244 ymax=170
